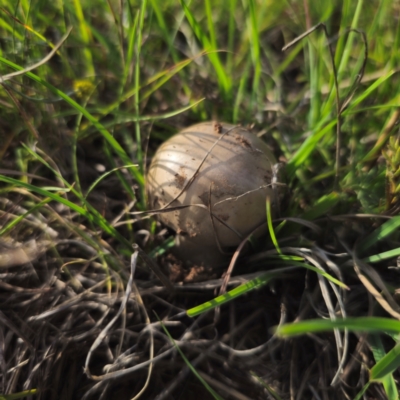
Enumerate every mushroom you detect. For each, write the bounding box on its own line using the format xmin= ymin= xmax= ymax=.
xmin=146 ymin=121 xmax=283 ymax=265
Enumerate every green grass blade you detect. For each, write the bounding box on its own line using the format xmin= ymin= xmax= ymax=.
xmin=204 ymin=0 xmax=217 ymax=50
xmin=250 ymin=371 xmax=283 ymax=400
xmin=359 ymin=216 xmax=400 ymax=251
xmin=0 ymin=389 xmax=38 ymax=400
xmin=187 ymin=272 xmax=275 ymax=317
xmin=85 ymin=164 xmax=139 ymax=199
xmin=275 ymin=317 xmax=400 ymax=337
xmin=156 ymin=315 xmax=224 ymax=400
xmin=233 ymin=58 xmax=251 ymax=123
xmin=370 ymin=341 xmax=400 ymax=384
xmin=300 ymin=192 xmax=340 ymax=221
xmin=72 ymin=0 xmax=95 ymax=76
xmin=266 ymin=198 xmax=281 ymax=254
xmin=81 ymin=98 xmax=205 ymax=138
xmin=0 ymin=175 xmax=132 ymax=250
xmin=363 ymin=247 xmax=400 ymax=264
xmin=286 ymin=119 xmax=337 ymax=178
xmin=187 ymin=261 xmax=347 ymax=319
xmin=353 ymin=383 xmax=370 ymax=400
xmin=179 ymin=0 xmax=231 ymax=98
xmin=148 ymin=236 xmax=175 ymax=258
xmin=346 ymin=70 xmax=395 ymax=114
xmin=186 ymin=267 xmax=293 ymax=317
xmin=368 ymin=335 xmax=399 ymax=399
xmin=134 ymin=0 xmax=147 ymax=181
xmin=0 ymin=56 xmax=144 ymax=188
xmin=289 ymin=261 xmax=349 ymax=290
xmin=0 ymin=198 xmax=51 ymax=237
xmin=247 ymin=0 xmax=261 ymax=109
xmin=120 ymin=10 xmax=138 ymax=92
xmin=337 ymin=0 xmax=364 ymax=76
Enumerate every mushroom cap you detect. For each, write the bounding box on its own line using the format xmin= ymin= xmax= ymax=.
xmin=146 ymin=121 xmax=279 ymax=252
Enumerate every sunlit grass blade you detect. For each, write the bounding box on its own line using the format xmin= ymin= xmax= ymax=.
xmin=72 ymin=0 xmax=95 ymax=77
xmin=187 ymin=272 xmax=275 ymax=317
xmin=353 ymin=383 xmax=370 ymax=400
xmin=85 ymin=164 xmax=139 ymax=199
xmin=81 ymin=98 xmax=205 ymax=138
xmin=0 ymin=198 xmax=51 ymax=237
xmin=0 ymin=389 xmax=38 ymax=400
xmin=266 ymin=198 xmax=281 ymax=254
xmin=286 ymin=119 xmax=337 ymax=178
xmin=250 ymin=372 xmax=283 ymax=400
xmin=19 ymin=145 xmax=136 ymax=246
xmin=346 ymin=70 xmax=395 ymax=114
xmin=368 ymin=335 xmax=399 ymax=400
xmin=287 ymin=69 xmax=395 ymax=179
xmin=300 ymin=192 xmax=340 ymax=220
xmin=179 ymin=0 xmax=231 ymax=99
xmin=289 ymin=261 xmax=349 ymax=290
xmin=247 ymin=0 xmax=261 ymax=108
xmin=0 ymin=175 xmax=132 ymax=250
xmin=0 ymin=7 xmax=53 ymax=47
xmin=187 ymin=262 xmax=347 ymax=319
xmin=120 ymin=9 xmax=138 ymax=92
xmin=148 ymin=236 xmax=175 ymax=258
xmin=134 ymin=0 xmax=147 ymax=181
xmin=275 ymin=317 xmax=400 ymax=337
xmin=233 ymin=58 xmax=251 ymax=123
xmin=0 ymin=56 xmax=144 ymax=189
xmin=359 ymin=216 xmax=400 ymax=252
xmin=370 ymin=342 xmax=400 ymax=389
xmin=336 ymin=0 xmax=364 ymax=75
xmin=99 ymin=52 xmax=204 ymax=117
xmin=0 ymin=12 xmax=23 ymax=40
xmin=156 ymin=315 xmax=224 ymax=400
xmin=363 ymin=247 xmax=400 ymax=264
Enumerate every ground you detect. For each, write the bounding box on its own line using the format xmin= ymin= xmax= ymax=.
xmin=1 ymin=1 xmax=400 ymax=399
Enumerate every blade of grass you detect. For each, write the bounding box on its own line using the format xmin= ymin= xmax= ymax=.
xmin=120 ymin=8 xmax=138 ymax=93
xmin=289 ymin=260 xmax=349 ymax=290
xmin=370 ymin=341 xmax=400 ymax=384
xmin=186 ymin=266 xmax=304 ymax=318
xmin=250 ymin=371 xmax=283 ymax=400
xmin=0 ymin=389 xmax=38 ymax=400
xmin=0 ymin=56 xmax=144 ymax=190
xmin=247 ymin=0 xmax=262 ymax=111
xmin=286 ymin=119 xmax=337 ymax=178
xmin=275 ymin=317 xmax=400 ymax=337
xmin=156 ymin=314 xmax=224 ymax=400
xmin=359 ymin=216 xmax=400 ymax=252
xmin=134 ymin=0 xmax=147 ymax=181
xmin=368 ymin=335 xmax=399 ymax=400
xmin=85 ymin=164 xmax=138 ymax=199
xmin=72 ymin=0 xmax=95 ymax=77
xmin=0 ymin=198 xmax=51 ymax=237
xmin=179 ymin=0 xmax=231 ymax=100
xmin=266 ymin=197 xmax=281 ymax=254
xmin=187 ymin=272 xmax=275 ymax=317
xmin=0 ymin=175 xmax=132 ymax=250
xmin=300 ymin=192 xmax=340 ymax=221
xmin=363 ymin=247 xmax=400 ymax=264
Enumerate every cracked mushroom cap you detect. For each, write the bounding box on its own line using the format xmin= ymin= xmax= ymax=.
xmin=146 ymin=121 xmax=281 ymax=260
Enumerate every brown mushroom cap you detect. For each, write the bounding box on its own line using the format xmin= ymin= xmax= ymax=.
xmin=146 ymin=121 xmax=280 ymax=262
